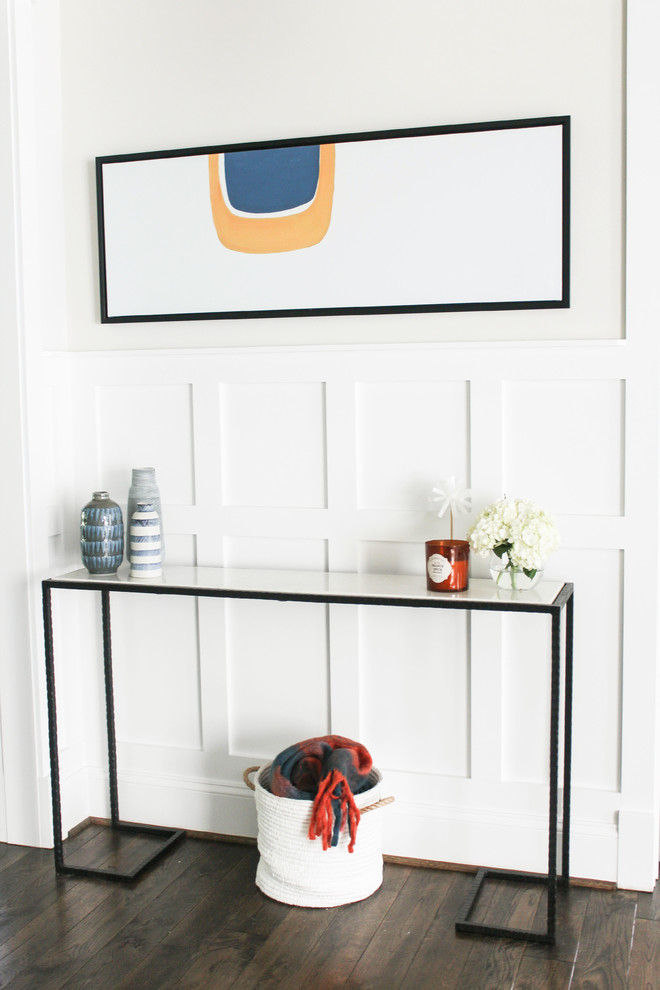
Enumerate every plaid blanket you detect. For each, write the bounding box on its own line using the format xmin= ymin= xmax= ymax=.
xmin=267 ymin=735 xmax=373 ymax=853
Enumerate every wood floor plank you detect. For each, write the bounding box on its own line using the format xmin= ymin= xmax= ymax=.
xmin=341 ymin=862 xmax=457 ymax=989
xmin=0 ymin=847 xmax=53 ymax=902
xmin=636 ymin=882 xmax=660 ymax=922
xmin=61 ymin=825 xmax=171 ymax=875
xmin=171 ymin=929 xmax=269 ymax=990
xmin=0 ymin=838 xmax=657 ymax=990
xmin=398 ymin=870 xmax=479 ymax=990
xmin=0 ymin=845 xmax=35 ymax=875
xmin=227 ymin=902 xmax=338 ymax=990
xmin=524 ymin=883 xmax=590 ymax=964
xmin=0 ymin=871 xmax=85 ymax=954
xmin=112 ymin=845 xmax=285 ymax=990
xmin=0 ymin=847 xmax=103 ymax=977
xmin=513 ymin=955 xmax=573 ymax=989
xmin=453 ymin=936 xmax=526 ymax=990
xmin=95 ymin=832 xmax=178 ymax=876
xmin=1 ymin=838 xmax=219 ymax=990
xmin=290 ymin=864 xmax=412 ymax=990
xmin=0 ymin=825 xmax=120 ymax=964
xmin=570 ymin=888 xmax=636 ymax=990
xmin=0 ymin=876 xmax=116 ymax=985
xmin=217 ymin=847 xmax=298 ymax=937
xmin=627 ymin=917 xmax=660 ymax=990
xmin=445 ymin=873 xmax=542 ymax=990
xmin=57 ymin=840 xmax=247 ymax=990
xmin=59 ymin=823 xmax=107 ymax=861
xmin=469 ymin=877 xmax=545 ymax=933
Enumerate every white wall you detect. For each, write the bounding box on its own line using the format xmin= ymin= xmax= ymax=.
xmin=58 ymin=0 xmax=622 ymax=350
xmin=5 ymin=0 xmax=660 ymax=890
xmin=0 ymin=0 xmax=54 ymax=848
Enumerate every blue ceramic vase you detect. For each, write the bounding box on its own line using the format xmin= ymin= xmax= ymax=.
xmin=129 ymin=501 xmax=162 ymax=578
xmin=127 ymin=467 xmax=164 ymax=563
xmin=80 ymin=491 xmax=124 ymax=574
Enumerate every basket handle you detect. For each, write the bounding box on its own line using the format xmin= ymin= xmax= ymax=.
xmin=243 ymin=765 xmax=394 ymax=812
xmin=361 ymin=795 xmax=395 ymax=814
xmin=243 ymin=765 xmax=260 ymax=791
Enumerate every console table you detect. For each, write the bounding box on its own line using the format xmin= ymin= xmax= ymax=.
xmin=42 ymin=566 xmax=573 ymax=943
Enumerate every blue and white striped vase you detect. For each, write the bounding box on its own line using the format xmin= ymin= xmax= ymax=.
xmin=129 ymin=501 xmax=162 ymax=578
xmin=127 ymin=467 xmax=164 ymax=564
xmin=80 ymin=491 xmax=124 ymax=574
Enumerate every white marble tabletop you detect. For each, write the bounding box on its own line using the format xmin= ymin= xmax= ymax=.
xmin=47 ymin=565 xmax=568 ymax=608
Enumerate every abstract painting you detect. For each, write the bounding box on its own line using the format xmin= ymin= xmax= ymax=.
xmin=96 ymin=116 xmax=569 ymax=323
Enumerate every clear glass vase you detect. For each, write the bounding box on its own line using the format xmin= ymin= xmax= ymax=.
xmin=489 ymin=550 xmax=543 ymax=591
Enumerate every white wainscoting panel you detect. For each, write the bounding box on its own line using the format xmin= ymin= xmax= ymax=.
xmin=548 ymin=546 xmax=624 ymax=793
xmin=503 ymin=379 xmax=624 ymax=517
xmin=359 ymin=606 xmax=470 ymax=778
xmin=110 ymin=594 xmax=203 ymax=751
xmin=501 ymin=613 xmax=552 ymax=785
xmin=96 ymin=383 xmax=196 ymax=506
xmin=225 ymin=598 xmax=330 ymax=758
xmin=222 ymin=535 xmax=328 ymax=571
xmin=39 ymin=339 xmax=657 ymax=888
xmin=358 ymin=540 xmax=424 ymax=576
xmin=220 ymin=382 xmax=327 ymax=509
xmin=355 ymin=380 xmax=470 ymax=510
xmin=161 ymin=534 xmax=198 ymax=567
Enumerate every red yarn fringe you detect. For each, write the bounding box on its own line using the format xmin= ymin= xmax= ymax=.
xmin=308 ymin=769 xmax=362 ymax=853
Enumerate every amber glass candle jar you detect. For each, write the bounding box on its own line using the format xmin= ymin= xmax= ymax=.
xmin=425 ymin=540 xmax=470 ymax=592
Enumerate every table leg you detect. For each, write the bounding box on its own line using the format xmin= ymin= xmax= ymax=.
xmin=547 ymin=608 xmax=562 ymax=941
xmin=456 ymin=594 xmax=572 ymax=944
xmin=101 ymin=589 xmax=120 ymax=827
xmin=42 ymin=582 xmax=65 ymax=873
xmin=42 ymin=582 xmax=185 ymax=881
xmin=562 ymin=591 xmax=574 ymax=884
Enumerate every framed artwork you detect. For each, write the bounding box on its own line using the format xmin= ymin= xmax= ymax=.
xmin=96 ymin=115 xmax=570 ymax=323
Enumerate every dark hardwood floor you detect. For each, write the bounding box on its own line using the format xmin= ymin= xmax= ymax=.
xmin=1 ymin=827 xmax=659 ymax=989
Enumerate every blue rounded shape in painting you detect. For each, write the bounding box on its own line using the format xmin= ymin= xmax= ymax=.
xmin=224 ymin=145 xmax=321 ymax=215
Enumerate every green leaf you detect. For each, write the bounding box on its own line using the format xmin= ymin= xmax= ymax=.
xmin=493 ymin=542 xmax=512 ymax=559
xmin=523 ymin=568 xmax=537 ymax=580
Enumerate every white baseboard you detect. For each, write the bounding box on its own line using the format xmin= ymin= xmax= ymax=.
xmin=617 ymin=810 xmax=660 ymax=892
xmin=83 ymin=767 xmax=620 ymax=885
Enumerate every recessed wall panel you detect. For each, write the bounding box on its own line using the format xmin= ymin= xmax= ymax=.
xmin=96 ymin=383 xmax=195 ymax=504
xmin=163 ymin=534 xmax=197 ymax=566
xmin=358 ymin=540 xmax=423 ymax=576
xmin=227 ymin=599 xmax=329 ymax=757
xmin=503 ymin=547 xmax=623 ymax=791
xmin=356 ymin=381 xmax=469 ymax=510
xmin=548 ymin=547 xmax=623 ymax=792
xmin=111 ymin=595 xmax=202 ymax=750
xmin=220 ymin=382 xmax=327 ymax=508
xmin=501 ymin=613 xmax=552 ymax=784
xmin=503 ymin=380 xmax=624 ymax=516
xmin=360 ymin=607 xmax=469 ymax=777
xmin=224 ymin=536 xmax=327 ymax=570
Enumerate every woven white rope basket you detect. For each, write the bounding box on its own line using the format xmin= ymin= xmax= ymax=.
xmin=244 ymin=763 xmax=394 ymax=908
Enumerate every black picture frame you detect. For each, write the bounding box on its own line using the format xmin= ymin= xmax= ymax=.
xmin=96 ymin=115 xmax=570 ymax=324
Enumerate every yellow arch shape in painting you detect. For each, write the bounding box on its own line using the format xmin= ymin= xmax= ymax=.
xmin=208 ymin=144 xmax=335 ymax=254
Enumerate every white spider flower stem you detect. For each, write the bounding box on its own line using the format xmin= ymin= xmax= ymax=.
xmin=429 ymin=477 xmax=472 ymax=540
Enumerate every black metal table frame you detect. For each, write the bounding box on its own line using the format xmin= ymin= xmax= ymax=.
xmin=42 ymin=571 xmax=573 ymax=939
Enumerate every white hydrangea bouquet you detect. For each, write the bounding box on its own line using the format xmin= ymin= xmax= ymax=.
xmin=467 ymin=497 xmax=559 ymax=590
